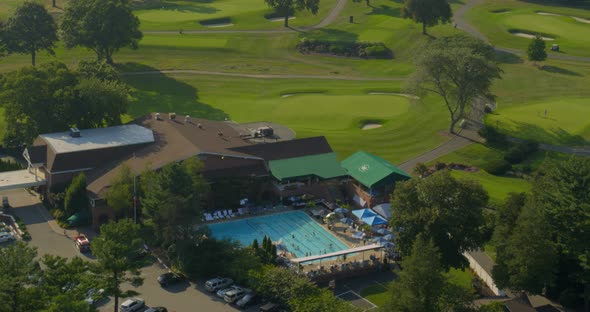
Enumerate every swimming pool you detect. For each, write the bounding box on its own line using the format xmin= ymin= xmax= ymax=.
xmin=208 ymin=210 xmax=349 ymax=258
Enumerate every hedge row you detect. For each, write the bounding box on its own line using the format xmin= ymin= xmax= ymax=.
xmin=296 ymin=38 xmax=393 ymax=59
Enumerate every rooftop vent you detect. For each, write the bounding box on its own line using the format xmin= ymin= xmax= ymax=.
xmin=169 ymin=112 xmax=176 ymax=120
xmin=70 ymin=127 xmax=81 ymax=138
xmin=197 ymin=123 xmax=203 ymax=129
xmin=155 ymin=113 xmax=161 ymax=120
xmin=185 ymin=115 xmax=191 ymax=123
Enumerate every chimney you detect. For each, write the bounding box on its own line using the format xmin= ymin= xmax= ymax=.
xmin=70 ymin=127 xmax=81 ymax=138
xmin=185 ymin=115 xmax=191 ymax=123
xmin=169 ymin=112 xmax=176 ymax=120
xmin=155 ymin=113 xmax=161 ymax=120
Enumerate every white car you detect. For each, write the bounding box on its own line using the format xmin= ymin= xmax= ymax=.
xmin=120 ymin=298 xmax=145 ymax=312
xmin=205 ymin=277 xmax=233 ymax=292
xmin=84 ymin=288 xmax=104 ymax=306
xmin=0 ymin=232 xmax=15 ymax=243
xmin=216 ymin=285 xmax=241 ymax=298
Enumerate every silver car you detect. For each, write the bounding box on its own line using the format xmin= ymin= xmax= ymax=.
xmin=119 ymin=298 xmax=145 ymax=312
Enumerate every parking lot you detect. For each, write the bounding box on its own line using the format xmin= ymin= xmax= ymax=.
xmin=0 ymin=188 xmax=259 ymax=312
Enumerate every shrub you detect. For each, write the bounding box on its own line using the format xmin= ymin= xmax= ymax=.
xmin=478 ymin=125 xmax=507 ymax=146
xmin=365 ymin=45 xmax=392 ymax=59
xmin=504 ymin=146 xmax=527 ymax=164
xmin=434 ymin=161 xmax=447 ymax=170
xmin=413 ymin=162 xmax=428 ymax=177
xmin=483 ymin=159 xmax=512 ymax=175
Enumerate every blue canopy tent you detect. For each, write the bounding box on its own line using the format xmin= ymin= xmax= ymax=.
xmin=361 ymin=215 xmax=388 ymax=226
xmin=372 ymin=237 xmax=388 ymax=244
xmin=352 ymin=209 xmax=377 ymax=219
xmin=340 ymin=217 xmax=353 ymax=225
xmin=383 ymin=234 xmax=395 ymax=241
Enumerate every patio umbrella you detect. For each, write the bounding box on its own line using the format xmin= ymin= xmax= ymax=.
xmin=361 ymin=215 xmax=388 ymax=226
xmin=376 ymin=228 xmax=391 ymax=235
xmin=380 ymin=242 xmax=395 ymax=248
xmin=334 ymin=207 xmax=348 ymax=214
xmin=372 ymin=237 xmax=388 ymax=244
xmin=352 ymin=209 xmax=377 ymax=219
xmin=383 ymin=234 xmax=395 ymax=241
xmin=340 ymin=217 xmax=353 ymax=225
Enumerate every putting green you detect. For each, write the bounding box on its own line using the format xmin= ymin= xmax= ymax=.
xmin=486 ymin=97 xmax=590 ymax=146
xmin=465 ymin=0 xmax=590 ymax=57
xmin=451 ymin=170 xmax=532 ymax=207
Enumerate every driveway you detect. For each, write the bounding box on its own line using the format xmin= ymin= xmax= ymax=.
xmin=0 ymin=188 xmax=82 ymax=259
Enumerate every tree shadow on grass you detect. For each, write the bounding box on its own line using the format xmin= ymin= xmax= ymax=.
xmin=506 ymin=121 xmax=588 ymax=146
xmin=495 ymin=50 xmax=523 ymax=64
xmin=117 ymin=63 xmax=228 ymax=121
xmin=542 ymin=65 xmax=582 ymax=76
xmin=368 ymin=5 xmax=401 ymax=17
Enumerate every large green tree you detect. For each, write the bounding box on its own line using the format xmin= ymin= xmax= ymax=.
xmin=264 ymin=0 xmax=320 ymax=27
xmin=527 ymin=35 xmax=547 ymax=65
xmin=5 ymin=2 xmax=58 ymax=66
xmin=0 ymin=62 xmax=131 ymax=147
xmin=390 ymin=170 xmax=488 ymax=268
xmin=106 ymin=164 xmax=134 ymax=218
xmin=492 ymin=200 xmax=557 ymax=295
xmin=384 ymin=235 xmax=474 ymax=312
xmin=0 ymin=242 xmax=40 ymax=312
xmin=92 ymin=219 xmax=144 ymax=312
xmin=64 ymin=173 xmax=88 ymax=216
xmin=141 ymin=158 xmax=209 ymax=244
xmin=402 ymin=0 xmax=452 ymax=34
xmin=61 ymin=0 xmax=142 ymax=64
xmin=407 ymin=35 xmax=502 ymax=133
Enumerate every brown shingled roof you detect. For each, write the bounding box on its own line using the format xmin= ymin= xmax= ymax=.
xmin=229 ymin=136 xmax=333 ymax=161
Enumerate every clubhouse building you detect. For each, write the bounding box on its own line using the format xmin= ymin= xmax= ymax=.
xmin=22 ymin=113 xmax=410 ymax=228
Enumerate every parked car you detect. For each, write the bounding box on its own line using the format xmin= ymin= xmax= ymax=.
xmin=145 ymin=307 xmax=168 ymax=312
xmin=0 ymin=232 xmax=15 ymax=243
xmin=157 ymin=272 xmax=183 ymax=287
xmin=216 ymin=285 xmax=241 ymax=298
xmin=119 ymin=298 xmax=145 ymax=312
xmin=224 ymin=287 xmax=250 ymax=303
xmin=236 ymin=293 xmax=259 ymax=308
xmin=205 ymin=277 xmax=233 ymax=292
xmin=74 ymin=235 xmax=91 ymax=253
xmin=84 ymin=288 xmax=105 ymax=306
xmin=259 ymin=302 xmax=279 ymax=312
xmin=2 ymin=196 xmax=9 ymax=208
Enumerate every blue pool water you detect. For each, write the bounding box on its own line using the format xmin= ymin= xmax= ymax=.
xmin=208 ymin=210 xmax=349 ymax=258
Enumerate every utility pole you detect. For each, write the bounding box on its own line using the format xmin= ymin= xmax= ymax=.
xmin=133 ymin=175 xmax=137 ymax=224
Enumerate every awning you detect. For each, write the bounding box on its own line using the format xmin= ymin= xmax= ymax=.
xmin=290 ymin=244 xmax=383 ymax=263
xmin=0 ymin=169 xmax=46 ymax=191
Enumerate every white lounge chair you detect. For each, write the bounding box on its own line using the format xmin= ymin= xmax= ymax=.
xmin=228 ymin=209 xmax=235 ymax=217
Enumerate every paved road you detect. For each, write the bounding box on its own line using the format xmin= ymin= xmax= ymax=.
xmin=1 ymin=188 xmax=82 ymax=259
xmin=144 ymin=0 xmax=347 ymax=35
xmin=453 ymin=0 xmax=590 ymax=63
xmin=121 ymin=69 xmax=404 ymax=81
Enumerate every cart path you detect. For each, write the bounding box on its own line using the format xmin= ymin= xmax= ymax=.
xmin=121 ymin=69 xmax=405 ymax=81
xmin=144 ymin=0 xmax=347 ymax=35
xmin=454 ymin=0 xmax=590 ymax=62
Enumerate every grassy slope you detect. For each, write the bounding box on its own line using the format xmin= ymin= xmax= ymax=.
xmin=464 ymin=0 xmax=590 ymax=57
xmin=124 ymin=74 xmax=450 ymax=164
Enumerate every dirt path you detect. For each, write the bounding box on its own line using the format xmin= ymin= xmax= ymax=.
xmin=144 ymin=0 xmax=347 ymax=35
xmin=453 ymin=0 xmax=590 ymax=63
xmin=121 ymin=69 xmax=405 ymax=81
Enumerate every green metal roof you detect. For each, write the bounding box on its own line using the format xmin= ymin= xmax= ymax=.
xmin=269 ymin=153 xmax=347 ymax=181
xmin=341 ymin=151 xmax=410 ymax=188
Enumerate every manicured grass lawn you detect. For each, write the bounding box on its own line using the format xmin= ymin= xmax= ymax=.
xmin=123 ymin=73 xmax=451 ymax=164
xmin=360 ymin=283 xmax=390 ymax=308
xmin=451 ymin=170 xmax=532 ymax=208
xmin=486 ymin=97 xmax=590 ymax=146
xmin=465 ymin=0 xmax=590 ymax=57
xmin=446 ymin=268 xmax=475 ymax=290
xmin=134 ymin=0 xmax=338 ymax=30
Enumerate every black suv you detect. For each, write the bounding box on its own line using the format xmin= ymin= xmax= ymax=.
xmin=157 ymin=272 xmax=183 ymax=287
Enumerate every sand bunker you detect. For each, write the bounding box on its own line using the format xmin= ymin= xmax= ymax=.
xmin=537 ymin=12 xmax=590 ymax=24
xmin=205 ymin=23 xmax=234 ymax=28
xmin=572 ymin=16 xmax=590 ymax=24
xmin=268 ymin=16 xmax=296 ymax=22
xmin=536 ymin=12 xmax=560 ymax=16
xmin=368 ymin=92 xmax=419 ymax=99
xmin=512 ymin=32 xmax=554 ymax=40
xmin=280 ymin=92 xmax=324 ymax=98
xmin=361 ymin=123 xmax=383 ymax=130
